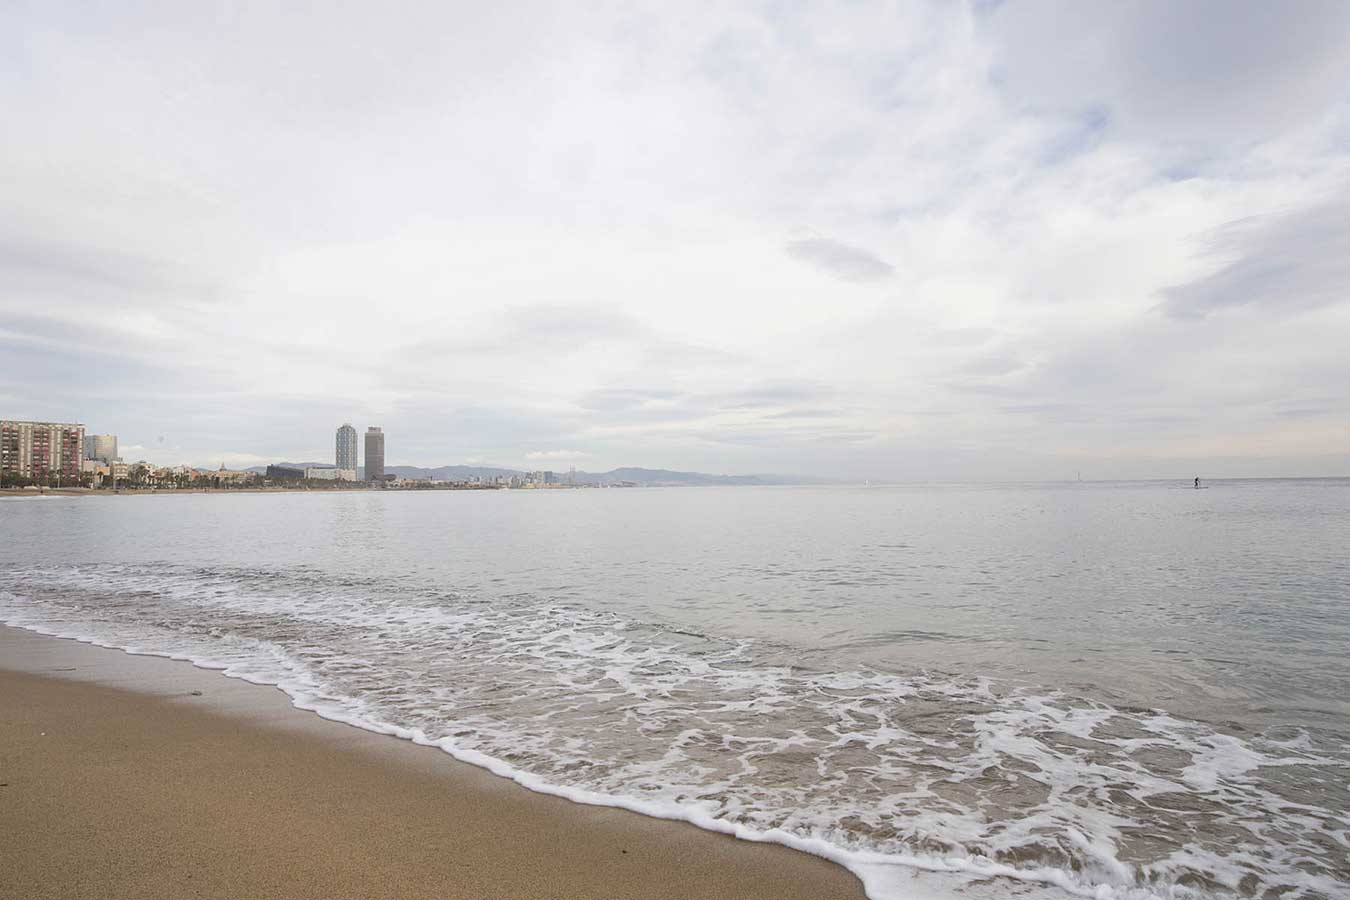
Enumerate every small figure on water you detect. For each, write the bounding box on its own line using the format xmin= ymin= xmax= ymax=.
xmin=1194 ymin=476 xmax=1200 ymax=489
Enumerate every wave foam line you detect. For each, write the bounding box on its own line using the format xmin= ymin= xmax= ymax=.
xmin=1 ymin=614 xmax=1193 ymax=900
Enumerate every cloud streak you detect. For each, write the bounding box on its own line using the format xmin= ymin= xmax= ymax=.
xmin=1160 ymin=196 xmax=1350 ymax=319
xmin=785 ymin=238 xmax=895 ymax=283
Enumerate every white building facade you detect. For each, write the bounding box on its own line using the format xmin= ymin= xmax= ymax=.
xmin=335 ymin=423 xmax=358 ymax=480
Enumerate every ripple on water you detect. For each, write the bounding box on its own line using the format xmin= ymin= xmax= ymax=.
xmin=2 ymin=563 xmax=1348 ymax=900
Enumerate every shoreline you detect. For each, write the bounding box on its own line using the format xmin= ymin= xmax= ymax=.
xmin=0 ymin=625 xmax=865 ymax=900
xmin=0 ymin=486 xmax=504 ymax=497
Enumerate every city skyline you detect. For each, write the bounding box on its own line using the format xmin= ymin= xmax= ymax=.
xmin=3 ymin=3 xmax=1349 ymax=480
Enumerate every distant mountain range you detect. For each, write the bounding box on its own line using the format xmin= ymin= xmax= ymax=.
xmin=244 ymin=463 xmax=832 ymax=486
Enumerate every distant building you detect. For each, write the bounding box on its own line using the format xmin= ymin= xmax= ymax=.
xmin=365 ymin=427 xmax=385 ymax=482
xmin=1 ymin=420 xmax=85 ymax=482
xmin=79 ymin=458 xmax=130 ymax=486
xmin=83 ymin=434 xmax=118 ymax=463
xmin=335 ymin=423 xmax=358 ymax=479
xmin=265 ymin=464 xmax=304 ymax=481
xmin=305 ymin=467 xmax=338 ymax=480
xmin=208 ymin=465 xmax=254 ymax=487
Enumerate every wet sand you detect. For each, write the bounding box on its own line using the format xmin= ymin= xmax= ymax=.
xmin=0 ymin=626 xmax=864 ymax=900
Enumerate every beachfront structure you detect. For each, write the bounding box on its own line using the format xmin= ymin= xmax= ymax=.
xmin=83 ymin=433 xmax=118 ymax=463
xmin=305 ymin=467 xmax=338 ymax=480
xmin=1 ymin=420 xmax=85 ymax=482
xmin=80 ymin=457 xmax=129 ymax=482
xmin=208 ymin=465 xmax=255 ymax=486
xmin=364 ymin=427 xmax=385 ymax=482
xmin=335 ymin=423 xmax=358 ymax=479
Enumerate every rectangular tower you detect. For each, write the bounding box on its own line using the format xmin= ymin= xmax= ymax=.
xmin=1 ymin=420 xmax=85 ymax=483
xmin=364 ymin=427 xmax=385 ymax=482
xmin=84 ymin=433 xmax=118 ymax=463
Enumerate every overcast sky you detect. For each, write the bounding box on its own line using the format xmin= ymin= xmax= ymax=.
xmin=4 ymin=1 xmax=1349 ymax=478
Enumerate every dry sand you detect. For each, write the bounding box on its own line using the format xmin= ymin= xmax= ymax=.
xmin=0 ymin=626 xmax=864 ymax=899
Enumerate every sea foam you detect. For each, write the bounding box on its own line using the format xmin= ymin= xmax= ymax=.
xmin=2 ymin=563 xmax=1347 ymax=900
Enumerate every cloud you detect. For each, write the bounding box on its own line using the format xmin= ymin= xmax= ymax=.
xmin=0 ymin=234 xmax=203 ymax=299
xmin=957 ymin=353 xmax=1025 ymax=377
xmin=2 ymin=2 xmax=1348 ymax=478
xmin=929 ymin=327 xmax=999 ymax=347
xmin=984 ymin=1 xmax=1350 ymax=147
xmin=525 ymin=449 xmax=591 ymax=461
xmin=577 ymin=389 xmax=683 ymax=411
xmin=785 ymin=238 xmax=894 ymax=283
xmin=709 ymin=382 xmax=835 ymax=411
xmin=1160 ymin=197 xmax=1350 ymax=319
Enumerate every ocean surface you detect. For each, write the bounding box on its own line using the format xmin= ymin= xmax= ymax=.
xmin=2 ymin=481 xmax=1348 ymax=899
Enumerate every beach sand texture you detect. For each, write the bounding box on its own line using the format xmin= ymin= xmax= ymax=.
xmin=0 ymin=627 xmax=864 ymax=899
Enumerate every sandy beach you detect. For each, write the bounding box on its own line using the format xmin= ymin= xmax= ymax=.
xmin=0 ymin=626 xmax=863 ymax=900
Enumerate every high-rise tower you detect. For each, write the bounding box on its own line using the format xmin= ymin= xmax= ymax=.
xmin=335 ymin=423 xmax=358 ymax=479
xmin=1 ymin=420 xmax=85 ymax=483
xmin=364 ymin=427 xmax=385 ymax=482
xmin=84 ymin=433 xmax=118 ymax=463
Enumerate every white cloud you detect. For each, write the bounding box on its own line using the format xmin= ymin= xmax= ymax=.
xmin=2 ymin=1 xmax=1348 ymax=477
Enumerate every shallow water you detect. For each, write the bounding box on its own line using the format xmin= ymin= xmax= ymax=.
xmin=2 ymin=481 xmax=1348 ymax=898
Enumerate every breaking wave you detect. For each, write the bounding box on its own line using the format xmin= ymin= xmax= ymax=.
xmin=2 ymin=563 xmax=1347 ymax=899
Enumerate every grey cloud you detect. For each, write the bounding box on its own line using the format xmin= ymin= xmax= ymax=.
xmin=0 ymin=341 xmax=164 ymax=399
xmin=0 ymin=234 xmax=217 ymax=306
xmin=578 ymin=397 xmax=709 ymax=427
xmin=1160 ymin=198 xmax=1350 ymax=319
xmin=762 ymin=409 xmax=843 ymax=420
xmin=710 ymin=381 xmax=835 ymax=410
xmin=785 ymin=238 xmax=894 ymax=283
xmin=986 ymin=1 xmax=1350 ymax=148
xmin=399 ymin=305 xmax=640 ymax=360
xmin=999 ymin=402 xmax=1081 ymax=417
xmin=387 ymin=400 xmax=580 ymax=458
xmin=0 ymin=312 xmax=241 ymax=396
xmin=945 ymin=381 xmax=1030 ymax=398
xmin=4 ymin=3 xmax=1349 ymax=479
xmin=957 ymin=353 xmax=1024 ymax=377
xmin=0 ymin=312 xmax=158 ymax=355
xmin=0 ymin=341 xmax=348 ymax=464
xmin=392 ymin=304 xmax=736 ymax=378
xmin=929 ymin=327 xmax=999 ymax=347
xmin=578 ymin=389 xmax=683 ymax=411
xmin=503 ymin=304 xmax=642 ymax=342
xmin=573 ymin=382 xmax=853 ymax=434
xmin=691 ymin=423 xmax=876 ymax=448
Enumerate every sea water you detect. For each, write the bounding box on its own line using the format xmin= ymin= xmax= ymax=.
xmin=2 ymin=481 xmax=1347 ymax=899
